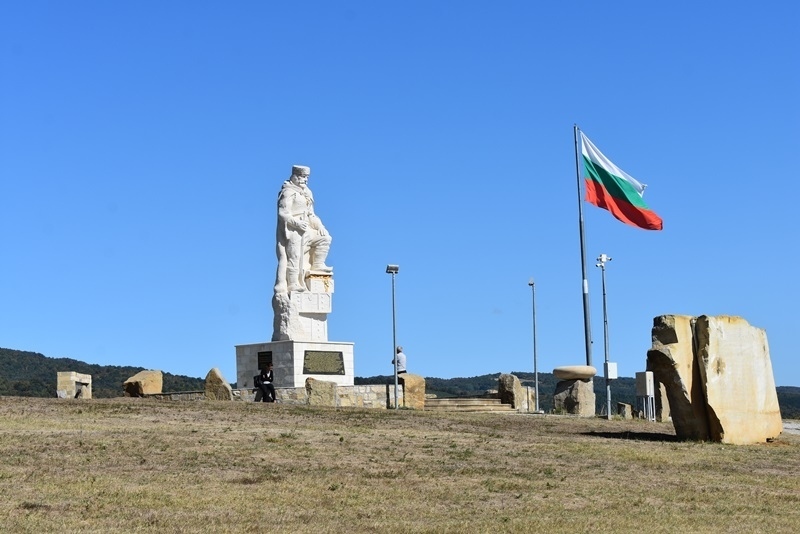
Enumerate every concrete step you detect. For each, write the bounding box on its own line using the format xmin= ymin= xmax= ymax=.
xmin=424 ymin=397 xmax=515 ymax=412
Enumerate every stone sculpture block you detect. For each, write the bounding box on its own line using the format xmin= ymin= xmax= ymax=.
xmin=205 ymin=367 xmax=233 ymax=401
xmin=399 ymin=373 xmax=426 ymax=410
xmin=56 ymin=371 xmax=92 ymax=399
xmin=123 ymin=370 xmax=163 ymax=397
xmin=646 ymin=315 xmax=709 ymax=439
xmin=553 ymin=379 xmax=595 ymax=416
xmin=553 ymin=365 xmax=597 ymax=380
xmin=647 ymin=315 xmax=781 ymax=444
xmin=694 ymin=315 xmax=782 ymax=444
xmin=498 ymin=373 xmax=524 ymax=410
xmin=306 ymin=377 xmax=337 ymax=407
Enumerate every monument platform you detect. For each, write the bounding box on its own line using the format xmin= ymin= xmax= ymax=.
xmin=236 ymin=340 xmax=354 ymax=389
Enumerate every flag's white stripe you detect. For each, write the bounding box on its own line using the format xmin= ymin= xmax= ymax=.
xmin=580 ymin=131 xmax=646 ymax=196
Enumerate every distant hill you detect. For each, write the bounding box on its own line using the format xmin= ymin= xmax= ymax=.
xmin=0 ymin=348 xmax=205 ymax=398
xmin=3 ymin=347 xmax=799 ymax=418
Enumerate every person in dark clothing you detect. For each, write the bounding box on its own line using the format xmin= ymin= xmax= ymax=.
xmin=256 ymin=364 xmax=276 ymax=402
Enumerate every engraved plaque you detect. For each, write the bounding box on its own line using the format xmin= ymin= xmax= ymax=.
xmin=303 ymin=350 xmax=345 ymax=375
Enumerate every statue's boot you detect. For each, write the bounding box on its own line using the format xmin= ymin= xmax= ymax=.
xmin=286 ymin=268 xmax=305 ymax=292
xmin=310 ymin=243 xmax=333 ymax=272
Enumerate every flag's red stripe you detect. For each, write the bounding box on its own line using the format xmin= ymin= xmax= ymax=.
xmin=585 ymin=179 xmax=663 ymax=231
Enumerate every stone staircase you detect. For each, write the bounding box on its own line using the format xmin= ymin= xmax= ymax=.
xmin=424 ymin=397 xmax=516 ymax=413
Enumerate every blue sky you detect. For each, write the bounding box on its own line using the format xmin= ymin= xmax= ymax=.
xmin=2 ymin=2 xmax=799 ymax=387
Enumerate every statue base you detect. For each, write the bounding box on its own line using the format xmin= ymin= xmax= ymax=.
xmin=236 ymin=340 xmax=354 ymax=389
xmin=272 ymin=271 xmax=334 ymax=342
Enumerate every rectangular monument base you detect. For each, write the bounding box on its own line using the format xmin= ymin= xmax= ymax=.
xmin=236 ymin=341 xmax=354 ymax=389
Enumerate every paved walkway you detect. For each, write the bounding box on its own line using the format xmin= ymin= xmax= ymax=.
xmin=783 ymin=420 xmax=800 ymax=435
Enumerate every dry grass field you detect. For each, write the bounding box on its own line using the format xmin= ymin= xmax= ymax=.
xmin=1 ymin=397 xmax=798 ymax=533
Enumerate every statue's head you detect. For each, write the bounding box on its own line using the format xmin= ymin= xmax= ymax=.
xmin=291 ymin=165 xmax=310 ymax=186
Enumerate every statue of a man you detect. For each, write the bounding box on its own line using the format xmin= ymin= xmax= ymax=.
xmin=274 ymin=165 xmax=332 ymax=294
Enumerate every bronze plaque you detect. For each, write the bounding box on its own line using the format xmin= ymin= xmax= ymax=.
xmin=303 ymin=351 xmax=345 ymax=375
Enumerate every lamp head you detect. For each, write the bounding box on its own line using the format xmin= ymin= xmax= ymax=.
xmin=386 ymin=264 xmax=399 ymax=274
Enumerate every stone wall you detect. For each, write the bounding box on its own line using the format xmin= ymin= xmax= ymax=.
xmin=147 ymin=383 xmax=402 ymax=409
xmin=146 ymin=391 xmax=207 ymax=401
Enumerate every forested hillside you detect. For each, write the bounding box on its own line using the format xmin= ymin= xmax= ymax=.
xmin=3 ymin=347 xmax=798 ymax=418
xmin=0 ymin=348 xmax=205 ymax=398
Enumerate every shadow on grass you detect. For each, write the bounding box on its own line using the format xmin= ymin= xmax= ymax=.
xmin=581 ymin=430 xmax=680 ymax=442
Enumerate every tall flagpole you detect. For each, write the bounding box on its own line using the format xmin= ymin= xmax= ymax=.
xmin=573 ymin=124 xmax=593 ymax=367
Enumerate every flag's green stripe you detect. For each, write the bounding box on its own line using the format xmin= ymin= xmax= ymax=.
xmin=582 ymin=155 xmax=649 ymax=209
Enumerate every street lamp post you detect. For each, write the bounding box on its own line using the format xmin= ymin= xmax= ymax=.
xmin=386 ymin=264 xmax=400 ymax=409
xmin=595 ymin=253 xmax=612 ymax=420
xmin=528 ymin=278 xmax=540 ymax=413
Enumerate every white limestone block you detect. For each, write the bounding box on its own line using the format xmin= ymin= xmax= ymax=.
xmin=291 ymin=291 xmax=332 ymax=314
xmin=695 ymin=315 xmax=782 ymax=444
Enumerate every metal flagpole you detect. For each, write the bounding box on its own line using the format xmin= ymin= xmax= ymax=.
xmin=573 ymin=125 xmax=593 ymax=367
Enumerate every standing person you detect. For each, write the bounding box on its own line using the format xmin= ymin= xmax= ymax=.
xmin=392 ymin=346 xmax=407 ymax=375
xmin=274 ymin=165 xmax=333 ymax=294
xmin=256 ymin=364 xmax=276 ymax=402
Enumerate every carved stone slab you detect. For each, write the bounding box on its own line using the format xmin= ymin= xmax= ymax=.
xmin=553 ymin=365 xmax=597 ymax=380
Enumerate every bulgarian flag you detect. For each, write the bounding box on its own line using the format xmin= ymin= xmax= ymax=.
xmin=580 ymin=132 xmax=663 ymax=231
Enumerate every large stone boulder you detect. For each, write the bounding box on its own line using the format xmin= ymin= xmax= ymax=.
xmin=205 ymin=368 xmax=233 ymax=401
xmin=123 ymin=370 xmax=163 ymax=397
xmin=306 ymin=377 xmax=337 ymax=407
xmin=647 ymin=315 xmax=782 ymax=444
xmin=399 ymin=373 xmax=425 ymax=410
xmin=553 ymin=379 xmax=595 ymax=416
xmin=655 ymin=381 xmax=671 ymax=422
xmin=695 ymin=315 xmax=782 ymax=444
xmin=498 ymin=373 xmax=524 ymax=410
xmin=617 ymin=402 xmax=634 ymax=420
xmin=647 ymin=315 xmax=709 ymax=440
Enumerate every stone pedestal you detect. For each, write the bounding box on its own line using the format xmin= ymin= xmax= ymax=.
xmin=272 ymin=272 xmax=335 ymax=342
xmin=553 ymin=378 xmax=595 ymax=416
xmin=236 ymin=340 xmax=354 ymax=389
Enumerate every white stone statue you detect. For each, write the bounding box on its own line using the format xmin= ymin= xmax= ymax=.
xmin=274 ymin=165 xmax=332 ymax=294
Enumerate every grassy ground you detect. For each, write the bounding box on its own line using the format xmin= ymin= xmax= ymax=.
xmin=1 ymin=397 xmax=798 ymax=533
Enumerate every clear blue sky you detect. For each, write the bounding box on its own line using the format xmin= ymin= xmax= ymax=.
xmin=2 ymin=2 xmax=798 ymax=387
